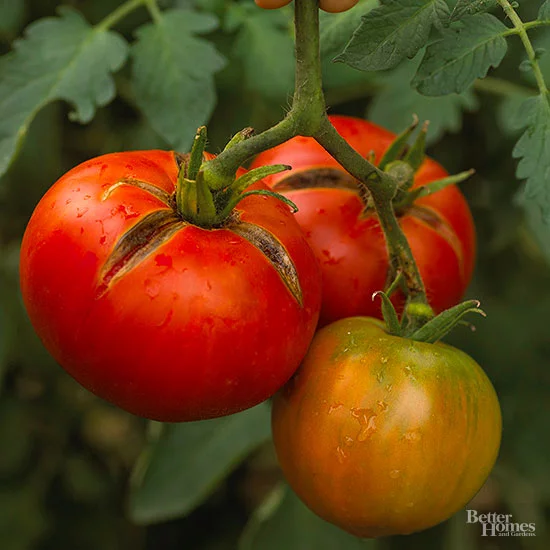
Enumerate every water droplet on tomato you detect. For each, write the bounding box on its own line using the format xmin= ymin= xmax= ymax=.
xmin=385 ymin=384 xmax=393 ymax=393
xmin=144 ymin=278 xmax=161 ymax=299
xmin=336 ymin=446 xmax=348 ymax=463
xmin=76 ymin=207 xmax=88 ymax=218
xmin=376 ymin=371 xmax=384 ymax=383
xmin=343 ymin=435 xmax=354 ymax=447
xmin=328 ymin=402 xmax=344 ymax=414
xmin=377 ymin=401 xmax=389 ymax=412
xmin=389 ymin=470 xmax=401 ymax=479
xmin=351 ymin=408 xmax=377 ymax=441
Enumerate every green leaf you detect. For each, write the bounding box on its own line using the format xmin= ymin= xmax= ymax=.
xmin=131 ymin=9 xmax=226 ymax=154
xmin=231 ymin=6 xmax=294 ymax=101
xmin=240 ymin=484 xmax=378 ymax=550
xmin=413 ymin=14 xmax=508 ymax=96
xmin=521 ymin=192 xmax=550 ymax=265
xmin=539 ymin=0 xmax=550 ymax=20
xmin=320 ymin=0 xmax=379 ymax=58
xmin=336 ymin=0 xmax=450 ymax=71
xmin=0 ymin=0 xmax=25 ymax=34
xmin=512 ymin=94 xmax=550 ymax=220
xmin=0 ymin=7 xmax=128 ymax=179
xmin=129 ymin=403 xmax=271 ymax=525
xmin=451 ymin=0 xmax=498 ymax=21
xmin=368 ymin=55 xmax=478 ymax=145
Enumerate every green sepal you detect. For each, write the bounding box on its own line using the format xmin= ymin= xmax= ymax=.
xmin=373 ymin=290 xmax=401 ymax=336
xmin=223 ymin=127 xmax=255 ymax=152
xmin=195 ymin=171 xmax=217 ymax=225
xmin=231 ymin=164 xmax=292 ymax=195
xmin=379 ymin=115 xmax=419 ymax=171
xmin=409 ymin=300 xmax=486 ymax=344
xmin=404 ymin=121 xmax=428 ymax=173
xmin=219 ymin=190 xmax=298 ymax=220
xmin=188 ymin=126 xmax=208 ymax=181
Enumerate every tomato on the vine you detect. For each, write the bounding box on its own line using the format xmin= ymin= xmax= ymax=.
xmin=20 ymin=150 xmax=322 ymax=422
xmin=250 ymin=115 xmax=476 ymax=326
xmin=319 ymin=0 xmax=359 ymax=13
xmin=272 ymin=317 xmax=502 ymax=537
xmin=254 ymin=0 xmax=292 ymax=9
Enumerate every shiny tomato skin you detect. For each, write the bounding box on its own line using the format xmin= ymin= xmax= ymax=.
xmin=320 ymin=0 xmax=360 ymax=13
xmin=254 ymin=0 xmax=292 ymax=8
xmin=250 ymin=116 xmax=476 ymax=326
xmin=20 ymin=150 xmax=322 ymax=422
xmin=272 ymin=317 xmax=502 ymax=538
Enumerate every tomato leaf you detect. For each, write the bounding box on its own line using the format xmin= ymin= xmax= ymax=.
xmin=512 ymin=93 xmax=550 ymax=221
xmin=239 ymin=484 xmax=378 ymax=550
xmin=335 ymin=0 xmax=450 ymax=71
xmin=129 ymin=403 xmax=271 ymax=524
xmin=450 ymin=0 xmax=498 ymax=22
xmin=368 ymin=55 xmax=478 ymax=145
xmin=320 ymin=0 xmax=379 ymax=59
xmin=230 ymin=5 xmax=294 ymax=101
xmin=413 ymin=14 xmax=508 ymax=96
xmin=0 ymin=7 xmax=128 ymax=179
xmin=539 ymin=0 xmax=550 ymax=20
xmin=131 ymin=9 xmax=226 ymax=153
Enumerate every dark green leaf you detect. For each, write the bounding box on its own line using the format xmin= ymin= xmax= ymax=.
xmin=451 ymin=0 xmax=498 ymax=21
xmin=521 ymin=192 xmax=550 ymax=265
xmin=336 ymin=0 xmax=450 ymax=71
xmin=320 ymin=0 xmax=379 ymax=58
xmin=512 ymin=94 xmax=550 ymax=220
xmin=129 ymin=403 xmax=271 ymax=524
xmin=240 ymin=484 xmax=378 ymax=550
xmin=539 ymin=0 xmax=550 ymax=20
xmin=231 ymin=6 xmax=294 ymax=101
xmin=368 ymin=55 xmax=478 ymax=145
xmin=0 ymin=0 xmax=25 ymax=34
xmin=413 ymin=14 xmax=508 ymax=95
xmin=0 ymin=7 xmax=128 ymax=178
xmin=131 ymin=9 xmax=226 ymax=153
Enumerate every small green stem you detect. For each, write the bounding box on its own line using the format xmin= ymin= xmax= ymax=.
xmin=473 ymin=76 xmax=536 ymax=98
xmin=498 ymin=0 xmax=548 ymax=96
xmin=96 ymin=0 xmax=148 ymax=31
xmin=144 ymin=0 xmax=162 ymax=23
xmin=522 ymin=20 xmax=550 ymax=32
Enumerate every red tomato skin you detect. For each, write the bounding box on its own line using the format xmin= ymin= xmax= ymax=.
xmin=272 ymin=317 xmax=502 ymax=537
xmin=20 ymin=151 xmax=322 ymax=422
xmin=250 ymin=116 xmax=476 ymax=325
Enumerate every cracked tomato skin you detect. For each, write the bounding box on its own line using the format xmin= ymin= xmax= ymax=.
xmin=272 ymin=317 xmax=502 ymax=537
xmin=250 ymin=116 xmax=476 ymax=326
xmin=20 ymin=150 xmax=322 ymax=422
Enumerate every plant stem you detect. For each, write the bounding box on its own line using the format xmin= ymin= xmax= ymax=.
xmin=144 ymin=0 xmax=162 ymax=24
xmin=96 ymin=0 xmax=148 ymax=31
xmin=498 ymin=0 xmax=548 ymax=97
xmin=473 ymin=76 xmax=536 ymax=98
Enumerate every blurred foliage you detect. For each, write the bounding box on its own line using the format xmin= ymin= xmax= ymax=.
xmin=0 ymin=0 xmax=549 ymax=549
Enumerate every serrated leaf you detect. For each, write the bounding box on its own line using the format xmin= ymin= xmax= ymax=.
xmin=512 ymin=94 xmax=550 ymax=220
xmin=231 ymin=7 xmax=294 ymax=101
xmin=132 ymin=9 xmax=226 ymax=153
xmin=451 ymin=0 xmax=498 ymax=21
xmin=413 ymin=14 xmax=508 ymax=96
xmin=129 ymin=403 xmax=271 ymax=525
xmin=336 ymin=0 xmax=450 ymax=72
xmin=539 ymin=0 xmax=550 ymax=20
xmin=320 ymin=0 xmax=379 ymax=59
xmin=240 ymin=484 xmax=379 ymax=550
xmin=368 ymin=55 xmax=478 ymax=144
xmin=0 ymin=7 xmax=128 ymax=178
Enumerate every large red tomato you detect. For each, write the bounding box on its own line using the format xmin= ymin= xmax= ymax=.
xmin=272 ymin=317 xmax=502 ymax=537
xmin=250 ymin=116 xmax=476 ymax=326
xmin=20 ymin=150 xmax=321 ymax=422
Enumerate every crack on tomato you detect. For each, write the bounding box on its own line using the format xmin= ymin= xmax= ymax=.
xmin=273 ymin=168 xmax=359 ymax=192
xmin=96 ymin=210 xmax=185 ymax=299
xmin=228 ymin=221 xmax=304 ymax=307
xmin=102 ymin=178 xmax=175 ymax=208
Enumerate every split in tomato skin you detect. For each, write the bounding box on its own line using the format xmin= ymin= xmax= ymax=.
xmin=20 ymin=150 xmax=322 ymax=422
xmin=272 ymin=317 xmax=502 ymax=538
xmin=250 ymin=116 xmax=477 ymax=326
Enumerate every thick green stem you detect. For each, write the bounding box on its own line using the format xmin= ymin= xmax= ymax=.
xmin=498 ymin=0 xmax=548 ymax=97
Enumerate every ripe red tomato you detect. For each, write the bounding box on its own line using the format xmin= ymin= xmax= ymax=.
xmin=250 ymin=115 xmax=476 ymax=326
xmin=272 ymin=317 xmax=502 ymax=537
xmin=320 ymin=0 xmax=359 ymax=13
xmin=254 ymin=0 xmax=292 ymax=9
xmin=20 ymin=150 xmax=321 ymax=422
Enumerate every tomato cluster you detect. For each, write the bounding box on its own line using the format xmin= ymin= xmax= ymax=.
xmin=20 ymin=115 xmax=500 ymax=538
xmin=254 ymin=0 xmax=359 ymax=13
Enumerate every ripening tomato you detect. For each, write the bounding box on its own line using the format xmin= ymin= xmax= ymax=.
xmin=20 ymin=150 xmax=322 ymax=422
xmin=254 ymin=0 xmax=292 ymax=9
xmin=272 ymin=317 xmax=502 ymax=537
xmin=250 ymin=116 xmax=476 ymax=326
xmin=319 ymin=0 xmax=359 ymax=13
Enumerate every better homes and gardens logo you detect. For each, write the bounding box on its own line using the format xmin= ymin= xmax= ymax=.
xmin=467 ymin=510 xmax=536 ymax=537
